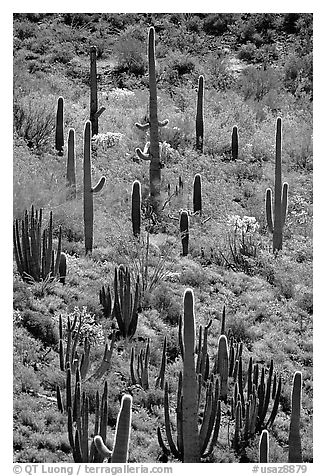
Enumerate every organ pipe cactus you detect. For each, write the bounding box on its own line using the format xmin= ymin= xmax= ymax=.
xmin=196 ymin=75 xmax=204 ymax=152
xmin=130 ymin=340 xmax=150 ymax=390
xmin=89 ymin=332 xmax=116 ymax=380
xmin=83 ymin=120 xmax=106 ymax=254
xmin=193 ymin=173 xmax=202 ymax=215
xmin=155 ymin=336 xmax=167 ymax=390
xmin=94 ymin=394 xmax=133 ymax=463
xmin=67 ymin=374 xmax=109 ymax=463
xmin=135 ymin=27 xmax=169 ymax=213
xmin=66 ymin=128 xmax=76 ymax=199
xmin=214 ymin=335 xmax=229 ymax=401
xmin=90 ymin=46 xmax=105 ymax=136
xmin=112 ymin=265 xmax=140 ymax=339
xmin=232 ymin=125 xmax=238 ymax=161
xmin=265 ymin=117 xmax=289 ymax=252
xmin=55 ymin=96 xmax=64 ymax=155
xmin=259 ymin=429 xmax=269 ymax=463
xmin=13 ymin=206 xmax=63 ymax=282
xmin=288 ymin=371 xmax=303 ymax=463
xmin=131 ymin=180 xmax=141 ymax=237
xmin=99 ymin=284 xmax=112 ymax=318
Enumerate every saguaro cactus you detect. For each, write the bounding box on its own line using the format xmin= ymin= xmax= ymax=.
xmin=90 ymin=46 xmax=105 ymax=136
xmin=66 ymin=128 xmax=76 ymax=199
xmin=55 ymin=96 xmax=64 ymax=155
xmin=232 ymin=125 xmax=238 ymax=161
xmin=83 ymin=120 xmax=106 ymax=254
xmin=94 ymin=394 xmax=133 ymax=463
xmin=193 ymin=173 xmax=202 ymax=215
xmin=265 ymin=117 xmax=288 ymax=252
xmin=182 ymin=289 xmax=201 ymax=462
xmin=196 ymin=75 xmax=204 ymax=152
xmin=135 ymin=27 xmax=169 ymax=214
xmin=179 ymin=211 xmax=189 ymax=256
xmin=259 ymin=429 xmax=269 ymax=463
xmin=288 ymin=371 xmax=303 ymax=463
xmin=131 ymin=180 xmax=141 ymax=237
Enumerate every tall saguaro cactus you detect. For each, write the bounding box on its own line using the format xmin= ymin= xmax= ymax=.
xmin=90 ymin=46 xmax=105 ymax=137
xmin=83 ymin=121 xmax=106 ymax=254
xmin=193 ymin=173 xmax=202 ymax=215
xmin=179 ymin=211 xmax=189 ymax=256
xmin=135 ymin=27 xmax=169 ymax=214
xmin=131 ymin=180 xmax=141 ymax=237
xmin=232 ymin=125 xmax=238 ymax=161
xmin=259 ymin=429 xmax=269 ymax=463
xmin=94 ymin=394 xmax=133 ymax=463
xmin=66 ymin=128 xmax=76 ymax=199
xmin=265 ymin=117 xmax=288 ymax=252
xmin=288 ymin=371 xmax=303 ymax=463
xmin=55 ymin=96 xmax=64 ymax=156
xmin=182 ymin=289 xmax=201 ymax=462
xmin=196 ymin=75 xmax=204 ymax=152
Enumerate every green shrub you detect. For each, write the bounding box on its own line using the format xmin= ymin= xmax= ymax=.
xmin=203 ymin=14 xmax=235 ymax=35
xmin=22 ymin=310 xmax=59 ymax=347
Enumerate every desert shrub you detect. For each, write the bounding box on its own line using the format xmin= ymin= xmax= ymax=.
xmin=237 ymin=66 xmax=282 ymax=102
xmin=237 ymin=43 xmax=257 ymax=62
xmin=21 ymin=310 xmax=59 ymax=347
xmin=114 ymin=26 xmax=146 ymax=76
xmin=283 ymin=53 xmax=312 ymax=98
xmin=203 ymin=14 xmax=235 ymax=35
xmin=13 ymin=92 xmax=55 ymax=150
xmin=50 ymin=44 xmax=74 ymax=64
xmin=14 ymin=20 xmax=38 ymax=40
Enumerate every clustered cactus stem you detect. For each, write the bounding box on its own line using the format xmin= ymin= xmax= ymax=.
xmin=135 ymin=27 xmax=169 ymax=214
xmin=130 ymin=339 xmax=150 ymax=390
xmin=13 ymin=206 xmax=64 ymax=283
xmin=83 ymin=120 xmax=106 ymax=254
xmin=66 ymin=128 xmax=76 ymax=199
xmin=99 ymin=284 xmax=112 ymax=318
xmin=90 ymin=46 xmax=105 ymax=137
xmin=112 ymin=265 xmax=140 ymax=339
xmin=196 ymin=75 xmax=204 ymax=152
xmin=55 ymin=96 xmax=64 ymax=155
xmin=232 ymin=125 xmax=238 ymax=161
xmin=66 ymin=371 xmax=110 ymax=462
xmin=265 ymin=117 xmax=289 ymax=252
xmin=288 ymin=371 xmax=303 ymax=463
